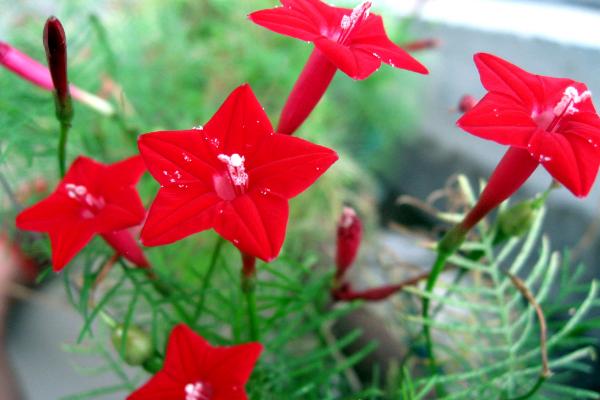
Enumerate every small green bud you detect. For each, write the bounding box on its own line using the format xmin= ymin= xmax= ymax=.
xmin=142 ymin=354 xmax=164 ymax=374
xmin=498 ymin=200 xmax=539 ymax=238
xmin=111 ymin=324 xmax=153 ymax=366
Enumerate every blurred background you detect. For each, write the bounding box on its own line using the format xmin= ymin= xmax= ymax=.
xmin=1 ymin=0 xmax=600 ymax=398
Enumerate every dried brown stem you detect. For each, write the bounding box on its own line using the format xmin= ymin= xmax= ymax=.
xmin=506 ymin=272 xmax=551 ymax=378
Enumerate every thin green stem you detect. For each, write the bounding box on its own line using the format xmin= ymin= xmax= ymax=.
xmin=506 ymin=376 xmax=546 ymax=400
xmin=193 ymin=237 xmax=225 ymax=322
xmin=58 ymin=121 xmax=70 ymax=177
xmin=422 ymin=251 xmax=451 ymax=374
xmin=244 ymin=283 xmax=259 ymax=341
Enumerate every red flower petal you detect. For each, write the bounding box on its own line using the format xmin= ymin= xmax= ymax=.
xmin=248 ymin=7 xmax=320 ymax=42
xmin=457 ymin=92 xmax=538 ymax=148
xmin=62 ymin=156 xmax=106 ymax=191
xmin=127 ymin=371 xmax=182 ymax=400
xmin=141 ymin=185 xmax=221 ymax=246
xmin=138 ymin=130 xmax=219 ymax=187
xmin=214 ymin=193 xmax=289 ymax=261
xmin=351 ymin=15 xmax=428 ymax=75
xmin=15 ymin=194 xmax=79 ymax=232
xmin=314 ymin=37 xmax=381 ymax=80
xmin=203 ymin=84 xmax=274 ymax=161
xmin=206 ymin=343 xmax=263 ymax=400
xmin=95 ymin=190 xmax=146 ymax=232
xmin=249 ymin=134 xmax=338 ymax=198
xmin=528 ymin=128 xmax=599 ymax=197
xmin=101 ymin=230 xmax=149 ymax=268
xmin=474 ymin=53 xmax=542 ymax=108
xmin=48 ymin=222 xmax=96 ymax=271
xmin=205 ymin=342 xmax=263 ymax=387
xmin=162 ymin=325 xmax=212 ymax=380
xmin=105 ymin=155 xmax=147 ymax=187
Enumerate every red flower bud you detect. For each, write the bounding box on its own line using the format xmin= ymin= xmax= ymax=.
xmin=335 ymin=207 xmax=362 ymax=280
xmin=402 ymin=38 xmax=440 ymax=52
xmin=43 ymin=16 xmax=72 ymax=120
xmin=458 ymin=94 xmax=477 ymax=113
xmin=0 ymin=41 xmax=114 ymax=115
xmin=333 ymin=283 xmax=402 ymax=302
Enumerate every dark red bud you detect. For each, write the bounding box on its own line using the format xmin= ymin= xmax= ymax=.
xmin=458 ymin=95 xmax=478 ymax=113
xmin=333 ymin=283 xmax=402 ymax=302
xmin=43 ymin=17 xmax=71 ymax=113
xmin=402 ymin=38 xmax=440 ymax=52
xmin=335 ymin=207 xmax=362 ymax=280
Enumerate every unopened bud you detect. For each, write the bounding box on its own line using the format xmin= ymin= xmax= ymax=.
xmin=333 ymin=283 xmax=402 ymax=302
xmin=112 ymin=324 xmax=153 ymax=366
xmin=497 ymin=200 xmax=539 ymax=238
xmin=402 ymin=38 xmax=440 ymax=52
xmin=335 ymin=207 xmax=362 ymax=280
xmin=458 ymin=95 xmax=477 ymax=113
xmin=43 ymin=16 xmax=72 ymax=123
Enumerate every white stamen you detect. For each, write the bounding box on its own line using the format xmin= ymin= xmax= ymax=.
xmin=338 ymin=1 xmax=372 ymax=42
xmin=184 ymin=382 xmax=211 ymax=400
xmin=350 ymin=1 xmax=371 ymax=22
xmin=340 ymin=15 xmax=351 ymax=29
xmin=553 ymin=86 xmax=592 ymax=117
xmin=64 ymin=183 xmax=105 ymax=210
xmin=218 ymin=153 xmax=248 ymax=187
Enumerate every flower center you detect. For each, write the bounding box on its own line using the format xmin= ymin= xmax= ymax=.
xmin=337 ymin=1 xmax=372 ymax=45
xmin=64 ymin=183 xmax=105 ymax=218
xmin=213 ymin=153 xmax=248 ymax=200
xmin=184 ymin=381 xmax=213 ymax=400
xmin=537 ymin=86 xmax=592 ymax=133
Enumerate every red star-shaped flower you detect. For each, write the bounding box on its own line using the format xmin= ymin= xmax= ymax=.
xmin=249 ymin=0 xmax=427 ymax=79
xmin=15 ymin=156 xmax=148 ymax=271
xmin=249 ymin=0 xmax=428 ymax=135
xmin=456 ymin=53 xmax=600 ymax=231
xmin=138 ymin=84 xmax=338 ymax=261
xmin=128 ymin=324 xmax=262 ymax=400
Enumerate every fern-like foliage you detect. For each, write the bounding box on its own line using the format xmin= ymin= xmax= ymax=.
xmin=393 ymin=178 xmax=599 ymax=399
xmin=57 ymin=235 xmax=379 ymax=400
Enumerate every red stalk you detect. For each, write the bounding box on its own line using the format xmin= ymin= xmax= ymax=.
xmin=241 ymin=252 xmax=257 ymax=279
xmin=102 ymin=230 xmax=149 ymax=268
xmin=333 ymin=283 xmax=403 ymax=302
xmin=277 ymin=49 xmax=337 ymax=135
xmin=461 ymin=146 xmax=538 ymax=231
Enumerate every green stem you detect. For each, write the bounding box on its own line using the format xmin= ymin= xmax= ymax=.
xmin=58 ymin=120 xmax=70 ymax=177
xmin=99 ymin=309 xmax=117 ymax=328
xmin=421 ymin=224 xmax=468 ymax=396
xmin=193 ymin=237 xmax=225 ymax=322
xmin=422 ymin=251 xmax=451 ymax=371
xmin=244 ymin=282 xmax=259 ymax=341
xmin=507 ymin=376 xmax=546 ymax=400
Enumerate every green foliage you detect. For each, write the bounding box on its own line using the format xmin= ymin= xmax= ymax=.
xmin=60 ymin=236 xmax=377 ymax=399
xmin=2 ymin=1 xmax=598 ymax=400
xmin=389 ymin=179 xmax=600 ymax=399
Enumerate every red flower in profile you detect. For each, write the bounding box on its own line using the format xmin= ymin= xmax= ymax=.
xmin=250 ymin=0 xmax=427 ymax=79
xmin=15 ymin=156 xmax=148 ymax=271
xmin=249 ymin=0 xmax=428 ymax=135
xmin=456 ymin=53 xmax=600 ymax=231
xmin=138 ymin=84 xmax=338 ymax=261
xmin=128 ymin=324 xmax=262 ymax=400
